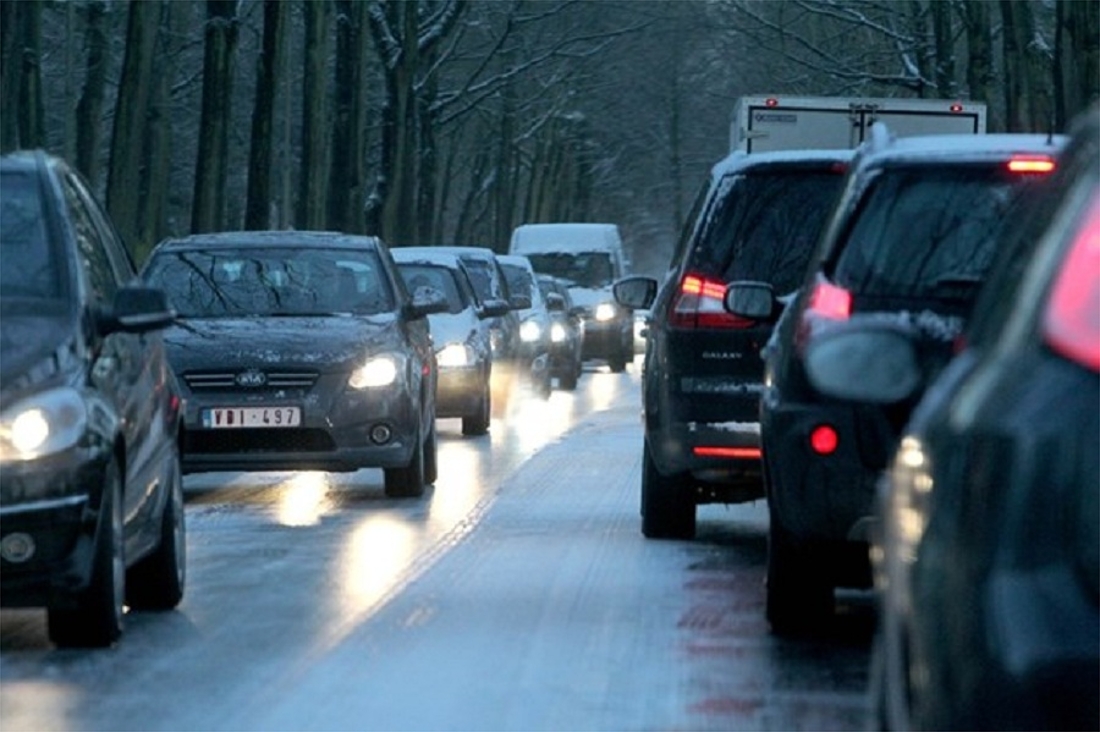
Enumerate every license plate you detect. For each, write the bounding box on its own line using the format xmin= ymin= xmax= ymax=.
xmin=201 ymin=406 xmax=302 ymax=429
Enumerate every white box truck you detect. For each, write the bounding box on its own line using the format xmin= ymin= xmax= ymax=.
xmin=730 ymin=94 xmax=987 ymax=153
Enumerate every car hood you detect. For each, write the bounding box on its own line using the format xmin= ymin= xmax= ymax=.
xmin=164 ymin=314 xmax=407 ymax=373
xmin=0 ymin=312 xmax=77 ymax=394
xmin=427 ymin=311 xmax=482 ymax=348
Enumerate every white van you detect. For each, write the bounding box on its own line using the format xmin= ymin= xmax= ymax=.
xmin=508 ymin=223 xmax=633 ymax=372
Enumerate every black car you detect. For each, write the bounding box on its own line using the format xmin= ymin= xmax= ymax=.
xmin=613 ymin=149 xmax=853 ymax=540
xmin=538 ymin=274 xmax=584 ymax=390
xmin=727 ymin=130 xmax=1065 ymax=634
xmin=141 ymin=231 xmax=446 ymax=498
xmin=0 ymin=150 xmax=185 ymax=648
xmin=803 ymin=108 xmax=1098 ymax=730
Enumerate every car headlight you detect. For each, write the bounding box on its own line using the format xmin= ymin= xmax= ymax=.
xmin=437 ymin=343 xmax=473 ymax=368
xmin=550 ymin=322 xmax=568 ymax=343
xmin=348 ymin=354 xmax=401 ymax=389
xmin=519 ymin=319 xmax=543 ymax=342
xmin=0 ymin=387 xmax=88 ymax=462
xmin=594 ymin=302 xmax=617 ymax=322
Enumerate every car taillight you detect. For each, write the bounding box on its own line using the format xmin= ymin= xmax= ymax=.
xmin=1042 ymin=196 xmax=1100 ymax=372
xmin=809 ymin=424 xmax=839 ymax=455
xmin=807 ymin=280 xmax=852 ymax=320
xmin=1007 ymin=154 xmax=1057 ymax=174
xmin=668 ymin=274 xmax=754 ymax=329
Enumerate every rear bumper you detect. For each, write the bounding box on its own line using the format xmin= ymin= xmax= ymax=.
xmin=648 ymin=421 xmax=765 ymax=503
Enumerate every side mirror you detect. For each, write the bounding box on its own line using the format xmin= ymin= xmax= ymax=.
xmin=406 ymin=287 xmax=449 ymax=319
xmin=545 ymin=292 xmax=565 ymax=312
xmin=104 ymin=286 xmax=176 ymax=334
xmin=723 ymin=281 xmax=775 ymax=321
xmin=613 ymin=276 xmax=657 ymax=309
xmin=477 ymin=298 xmax=512 ymax=319
xmin=509 ymin=294 xmax=532 ymax=310
xmin=803 ymin=323 xmax=922 ymax=403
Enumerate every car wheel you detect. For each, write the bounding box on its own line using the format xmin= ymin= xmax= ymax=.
xmin=462 ymin=381 xmax=491 ymax=436
xmin=765 ymin=505 xmax=833 ymax=635
xmin=423 ymin=422 xmax=438 ymax=485
xmin=384 ymin=426 xmax=426 ymax=498
xmin=608 ymin=351 xmax=628 ymax=373
xmin=640 ymin=441 xmax=695 ymax=539
xmin=559 ymin=364 xmax=578 ymax=390
xmin=538 ymin=368 xmax=552 ymax=399
xmin=48 ymin=457 xmax=125 ymax=648
xmin=126 ymin=445 xmax=186 ymax=610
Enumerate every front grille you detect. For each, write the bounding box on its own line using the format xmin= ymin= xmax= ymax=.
xmin=184 ymin=428 xmax=335 ymax=454
xmin=183 ymin=371 xmax=319 ymax=391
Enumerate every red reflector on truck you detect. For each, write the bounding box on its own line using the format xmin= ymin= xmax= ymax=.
xmin=693 ymin=446 xmax=763 ymax=459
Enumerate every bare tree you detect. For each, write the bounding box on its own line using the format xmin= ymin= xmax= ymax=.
xmin=191 ymin=0 xmax=238 ymax=234
xmin=74 ymin=1 xmax=108 ymax=181
xmin=0 ymin=0 xmax=46 ymax=151
xmin=245 ymin=0 xmax=286 ymax=230
xmin=329 ymin=0 xmax=370 ymax=233
xmin=297 ymin=0 xmax=332 ymax=231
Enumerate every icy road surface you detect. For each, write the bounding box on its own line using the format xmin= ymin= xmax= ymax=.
xmin=0 ymin=361 xmax=872 ymax=731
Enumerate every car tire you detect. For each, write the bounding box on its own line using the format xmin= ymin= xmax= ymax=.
xmin=384 ymin=426 xmax=426 ymax=498
xmin=608 ymin=351 xmax=628 ymax=373
xmin=765 ymin=505 xmax=833 ymax=635
xmin=462 ymin=382 xmax=491 ymax=436
xmin=423 ymin=422 xmax=438 ymax=485
xmin=126 ymin=445 xmax=186 ymax=610
xmin=559 ymin=363 xmax=578 ymax=390
xmin=640 ymin=441 xmax=695 ymax=539
xmin=48 ymin=458 xmax=125 ymax=648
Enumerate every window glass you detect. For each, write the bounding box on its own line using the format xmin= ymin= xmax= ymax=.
xmin=398 ymin=264 xmax=466 ymax=314
xmin=525 ymin=252 xmax=613 ymax=288
xmin=144 ymin=246 xmax=394 ymax=317
xmin=0 ymin=171 xmax=62 ymax=300
xmin=459 ymin=257 xmax=508 ymax=302
xmin=61 ymin=173 xmax=119 ymax=302
xmin=687 ymin=170 xmax=845 ymax=296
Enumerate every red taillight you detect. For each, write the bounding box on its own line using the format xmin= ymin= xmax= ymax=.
xmin=1043 ymin=196 xmax=1100 ymax=372
xmin=693 ymin=446 xmax=763 ymax=459
xmin=669 ymin=273 xmax=754 ymax=329
xmin=807 ymin=281 xmax=852 ymax=320
xmin=1007 ymin=155 xmax=1056 ymax=174
xmin=765 ymin=97 xmax=779 ymax=107
xmin=809 ymin=425 xmax=839 ymax=455
xmin=949 ymin=103 xmax=964 ymax=113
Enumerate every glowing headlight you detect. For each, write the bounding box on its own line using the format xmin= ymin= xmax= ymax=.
xmin=550 ymin=322 xmax=568 ymax=343
xmin=349 ymin=355 xmax=400 ymax=389
xmin=0 ymin=387 xmax=87 ymax=462
xmin=594 ymin=302 xmax=617 ymax=322
xmin=519 ymin=319 xmax=543 ymax=342
xmin=437 ymin=343 xmax=472 ymax=368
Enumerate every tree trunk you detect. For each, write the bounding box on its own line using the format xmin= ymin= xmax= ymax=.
xmin=74 ymin=0 xmax=107 ymax=181
xmin=959 ymin=1 xmax=995 ymax=118
xmin=17 ymin=0 xmax=45 ymax=149
xmin=0 ymin=0 xmax=22 ymax=151
xmin=931 ymin=0 xmax=957 ymax=98
xmin=1059 ymin=0 xmax=1099 ymax=129
xmin=245 ymin=0 xmax=285 ymax=230
xmin=297 ymin=0 xmax=331 ymax=231
xmin=329 ymin=0 xmax=367 ymax=233
xmin=134 ymin=1 xmax=176 ymax=263
xmin=191 ymin=0 xmax=238 ymax=234
xmin=107 ymin=0 xmax=160 ymax=253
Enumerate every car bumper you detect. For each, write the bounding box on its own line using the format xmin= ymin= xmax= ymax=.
xmin=0 ymin=449 xmax=109 ymax=606
xmin=648 ymin=420 xmax=765 ymax=503
xmin=179 ymin=387 xmax=421 ymax=474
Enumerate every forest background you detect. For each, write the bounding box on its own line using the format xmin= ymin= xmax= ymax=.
xmin=2 ymin=0 xmax=1097 ymax=275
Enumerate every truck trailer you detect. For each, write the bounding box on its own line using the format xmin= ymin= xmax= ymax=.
xmin=731 ymin=94 xmax=987 ymax=153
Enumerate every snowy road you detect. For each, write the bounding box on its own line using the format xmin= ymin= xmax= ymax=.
xmin=0 ymin=362 xmax=872 ymax=731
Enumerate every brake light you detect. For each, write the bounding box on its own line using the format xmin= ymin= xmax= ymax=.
xmin=693 ymin=446 xmax=763 ymax=459
xmin=764 ymin=97 xmax=779 ymax=107
xmin=809 ymin=425 xmax=839 ymax=455
xmin=669 ymin=273 xmax=754 ymax=329
xmin=1042 ymin=196 xmax=1100 ymax=372
xmin=807 ymin=281 xmax=852 ymax=320
xmin=949 ymin=103 xmax=964 ymax=113
xmin=1007 ymin=155 xmax=1056 ymax=174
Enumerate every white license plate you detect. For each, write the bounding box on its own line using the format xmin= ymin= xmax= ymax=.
xmin=201 ymin=406 xmax=302 ymax=429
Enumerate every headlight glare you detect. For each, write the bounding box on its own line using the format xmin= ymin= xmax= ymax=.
xmin=349 ymin=355 xmax=400 ymax=389
xmin=594 ymin=302 xmax=617 ymax=322
xmin=520 ymin=319 xmax=543 ymax=342
xmin=550 ymin=322 xmax=567 ymax=343
xmin=437 ymin=343 xmax=472 ymax=368
xmin=0 ymin=387 xmax=87 ymax=462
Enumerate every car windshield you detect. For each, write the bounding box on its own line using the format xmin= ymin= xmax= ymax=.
xmin=831 ymin=165 xmax=1043 ymax=300
xmin=525 ymin=252 xmax=613 ymax=288
xmin=0 ymin=170 xmax=64 ymax=301
xmin=143 ymin=246 xmax=394 ymax=318
xmin=687 ymin=169 xmax=845 ymax=296
xmin=398 ymin=263 xmax=467 ymax=314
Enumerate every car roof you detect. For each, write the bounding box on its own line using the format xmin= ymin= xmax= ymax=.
xmin=853 ymin=131 xmax=1067 ymax=168
xmin=497 ymin=254 xmax=536 ymax=270
xmin=390 ymin=248 xmax=466 ymax=269
xmin=709 ymin=148 xmax=855 ymax=180
xmin=428 ymin=245 xmax=501 ymax=261
xmin=153 ymin=230 xmax=384 ymax=252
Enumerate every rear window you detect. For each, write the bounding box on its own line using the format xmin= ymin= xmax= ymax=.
xmin=830 ymin=165 xmax=1045 ymax=301
xmin=687 ymin=169 xmax=845 ymax=295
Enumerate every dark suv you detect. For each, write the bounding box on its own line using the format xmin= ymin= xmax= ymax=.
xmin=613 ymin=149 xmax=853 ymax=539
xmin=726 ymin=129 xmax=1064 ymax=634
